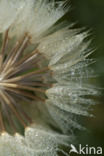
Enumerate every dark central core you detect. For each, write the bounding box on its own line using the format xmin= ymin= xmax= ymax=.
xmin=0 ymin=29 xmax=52 ymax=135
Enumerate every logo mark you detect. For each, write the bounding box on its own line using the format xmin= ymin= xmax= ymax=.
xmin=69 ymin=144 xmax=102 ymax=155
xmin=69 ymin=144 xmax=78 ymax=154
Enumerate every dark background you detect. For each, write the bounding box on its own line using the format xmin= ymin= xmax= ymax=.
xmin=59 ymin=0 xmax=104 ymax=155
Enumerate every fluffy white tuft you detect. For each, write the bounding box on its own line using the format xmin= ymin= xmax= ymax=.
xmin=0 ymin=0 xmax=25 ymax=32
xmin=0 ymin=125 xmax=73 ymax=156
xmin=8 ymin=0 xmax=67 ymax=42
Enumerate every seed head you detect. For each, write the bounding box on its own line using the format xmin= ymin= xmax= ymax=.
xmin=0 ymin=0 xmax=99 ymax=156
xmin=0 ymin=29 xmax=53 ymax=134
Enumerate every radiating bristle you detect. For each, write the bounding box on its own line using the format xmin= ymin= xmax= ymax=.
xmin=0 ymin=29 xmax=9 ymax=70
xmin=0 ymin=29 xmax=53 ymax=135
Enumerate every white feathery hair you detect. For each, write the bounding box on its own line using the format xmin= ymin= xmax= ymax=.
xmin=0 ymin=0 xmax=98 ymax=156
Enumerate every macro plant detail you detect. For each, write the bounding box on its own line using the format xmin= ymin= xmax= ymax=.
xmin=0 ymin=0 xmax=98 ymax=156
xmin=0 ymin=29 xmax=53 ymax=134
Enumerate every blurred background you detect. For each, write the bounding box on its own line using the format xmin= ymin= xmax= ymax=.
xmin=59 ymin=0 xmax=104 ymax=155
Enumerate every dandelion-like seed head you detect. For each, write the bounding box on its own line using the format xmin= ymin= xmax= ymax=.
xmin=0 ymin=0 xmax=99 ymax=155
xmin=0 ymin=29 xmax=54 ymax=134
